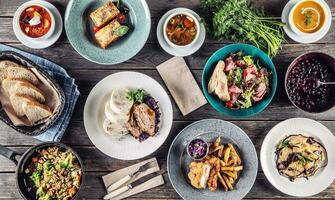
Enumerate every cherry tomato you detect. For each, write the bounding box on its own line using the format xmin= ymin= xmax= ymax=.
xmin=225 ymin=101 xmax=233 ymax=108
xmin=183 ymin=18 xmax=194 ymax=28
xmin=117 ymin=14 xmax=126 ymax=24
xmin=93 ymin=26 xmax=100 ymax=33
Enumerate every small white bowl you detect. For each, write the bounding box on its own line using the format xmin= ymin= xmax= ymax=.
xmin=288 ymin=0 xmax=329 ymax=36
xmin=13 ymin=1 xmax=55 ymax=41
xmin=163 ymin=11 xmax=200 ymax=48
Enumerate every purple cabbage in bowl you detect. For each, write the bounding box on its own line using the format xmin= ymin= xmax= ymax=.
xmin=187 ymin=138 xmax=209 ymax=160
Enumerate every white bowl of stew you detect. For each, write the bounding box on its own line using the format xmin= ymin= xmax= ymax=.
xmin=14 ymin=2 xmax=55 ymax=40
xmin=163 ymin=11 xmax=200 ymax=48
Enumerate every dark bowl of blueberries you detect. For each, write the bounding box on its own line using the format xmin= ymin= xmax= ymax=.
xmin=285 ymin=52 xmax=335 ymax=113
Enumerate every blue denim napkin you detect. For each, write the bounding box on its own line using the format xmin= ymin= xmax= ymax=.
xmin=0 ymin=44 xmax=80 ymax=142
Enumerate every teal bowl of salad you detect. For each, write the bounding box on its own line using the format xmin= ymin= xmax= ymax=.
xmin=202 ymin=43 xmax=277 ymax=118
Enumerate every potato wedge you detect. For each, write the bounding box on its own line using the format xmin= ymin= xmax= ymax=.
xmin=213 ymin=137 xmax=221 ymax=147
xmin=223 ymin=146 xmax=231 ymax=163
xmin=228 ymin=143 xmax=241 ymax=165
xmin=217 ymin=146 xmax=224 ymax=158
xmin=219 ymin=160 xmax=226 ymax=167
xmin=222 ymin=170 xmax=237 ymax=179
xmin=217 ymin=172 xmax=228 ymax=191
xmin=222 ymin=174 xmax=233 ymax=190
xmin=234 ymin=166 xmax=243 ymax=171
xmin=226 ymin=159 xmax=234 ymax=166
xmin=221 ymin=166 xmax=235 ymax=171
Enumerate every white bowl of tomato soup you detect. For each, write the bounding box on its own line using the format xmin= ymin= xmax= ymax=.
xmin=288 ymin=0 xmax=329 ymax=36
xmin=14 ymin=2 xmax=55 ymax=40
xmin=163 ymin=11 xmax=200 ymax=48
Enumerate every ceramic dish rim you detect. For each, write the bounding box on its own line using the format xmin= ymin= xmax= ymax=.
xmin=284 ymin=52 xmax=335 ymax=113
xmin=167 ymin=118 xmax=258 ymax=200
xmin=201 ymin=43 xmax=277 ymax=118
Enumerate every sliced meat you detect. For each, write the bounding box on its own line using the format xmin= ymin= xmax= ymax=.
xmin=230 ymin=92 xmax=241 ymax=104
xmin=228 ymin=85 xmax=242 ymax=104
xmin=127 ymin=112 xmax=142 ymax=138
xmin=252 ymin=83 xmax=266 ymax=102
xmin=133 ymin=103 xmax=156 ymax=136
xmin=243 ymin=64 xmax=257 ymax=82
xmin=228 ymin=85 xmax=242 ymax=94
xmin=224 ymin=56 xmax=235 ymax=71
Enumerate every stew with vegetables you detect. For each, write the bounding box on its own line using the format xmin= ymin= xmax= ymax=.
xmin=165 ymin=14 xmax=197 ymax=46
xmin=19 ymin=5 xmax=52 ymax=38
xmin=24 ymin=147 xmax=82 ymax=200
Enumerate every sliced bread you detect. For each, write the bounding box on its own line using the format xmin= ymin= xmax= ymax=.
xmin=9 ymin=94 xmax=36 ymax=117
xmin=2 ymin=78 xmax=45 ymax=102
xmin=23 ymin=100 xmax=52 ymax=124
xmin=10 ymin=94 xmax=52 ymax=123
xmin=6 ymin=66 xmax=39 ymax=85
xmin=0 ymin=60 xmax=12 ymax=82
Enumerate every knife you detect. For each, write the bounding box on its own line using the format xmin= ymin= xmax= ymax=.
xmin=103 ymin=170 xmax=165 ymax=200
xmin=107 ymin=161 xmax=155 ymax=192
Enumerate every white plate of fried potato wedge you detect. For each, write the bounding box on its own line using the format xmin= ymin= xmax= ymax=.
xmin=167 ymin=119 xmax=257 ymax=200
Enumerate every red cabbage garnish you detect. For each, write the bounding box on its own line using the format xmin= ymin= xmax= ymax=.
xmin=188 ymin=139 xmax=208 ymax=159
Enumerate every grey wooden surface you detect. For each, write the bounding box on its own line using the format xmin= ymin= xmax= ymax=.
xmin=0 ymin=0 xmax=334 ymax=199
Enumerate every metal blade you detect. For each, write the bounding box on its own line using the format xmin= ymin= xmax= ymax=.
xmin=130 ymin=170 xmax=165 ymax=188
xmin=136 ymin=161 xmax=155 ymax=173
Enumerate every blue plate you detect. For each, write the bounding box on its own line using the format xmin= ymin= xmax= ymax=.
xmin=167 ymin=119 xmax=258 ymax=200
xmin=65 ymin=0 xmax=151 ymax=65
xmin=202 ymin=43 xmax=277 ymax=118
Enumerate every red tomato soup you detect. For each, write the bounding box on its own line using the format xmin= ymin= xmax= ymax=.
xmin=19 ymin=5 xmax=52 ymax=38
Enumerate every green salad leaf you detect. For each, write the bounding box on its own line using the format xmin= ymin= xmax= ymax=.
xmin=240 ymin=89 xmax=254 ymax=109
xmin=243 ymin=55 xmax=254 ymax=65
xmin=228 ymin=67 xmax=243 ymax=85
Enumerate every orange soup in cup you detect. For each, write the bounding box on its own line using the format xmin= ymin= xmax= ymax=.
xmin=292 ymin=0 xmax=325 ymax=34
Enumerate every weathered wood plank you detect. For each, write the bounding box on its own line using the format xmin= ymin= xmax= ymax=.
xmin=0 ymin=120 xmax=334 ymax=149
xmin=1 ymin=118 xmax=335 ymax=170
xmin=1 ymin=17 xmax=335 ymax=44
xmin=0 ymin=0 xmax=334 ymax=17
xmin=68 ymin=68 xmax=335 ymax=121
xmin=0 ymin=172 xmax=334 ymax=199
xmin=1 ymin=43 xmax=334 ymax=71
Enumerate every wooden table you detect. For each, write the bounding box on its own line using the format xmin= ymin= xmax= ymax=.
xmin=0 ymin=0 xmax=334 ymax=199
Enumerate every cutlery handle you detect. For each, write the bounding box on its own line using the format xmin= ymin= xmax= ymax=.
xmin=107 ymin=174 xmax=132 ymax=192
xmin=104 ymin=185 xmax=130 ymax=200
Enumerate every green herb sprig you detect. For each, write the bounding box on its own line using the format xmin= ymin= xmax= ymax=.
xmin=200 ymin=0 xmax=285 ymax=57
xmin=127 ymin=89 xmax=147 ymax=103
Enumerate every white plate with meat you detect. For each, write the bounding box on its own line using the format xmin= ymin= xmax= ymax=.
xmin=84 ymin=71 xmax=173 ymax=160
xmin=260 ymin=118 xmax=335 ymax=197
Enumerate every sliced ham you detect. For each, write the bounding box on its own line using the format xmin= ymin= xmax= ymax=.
xmin=243 ymin=64 xmax=257 ymax=82
xmin=224 ymin=56 xmax=235 ymax=71
xmin=231 ymin=92 xmax=240 ymax=104
xmin=252 ymin=83 xmax=266 ymax=102
xmin=228 ymin=85 xmax=242 ymax=104
xmin=228 ymin=85 xmax=242 ymax=94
